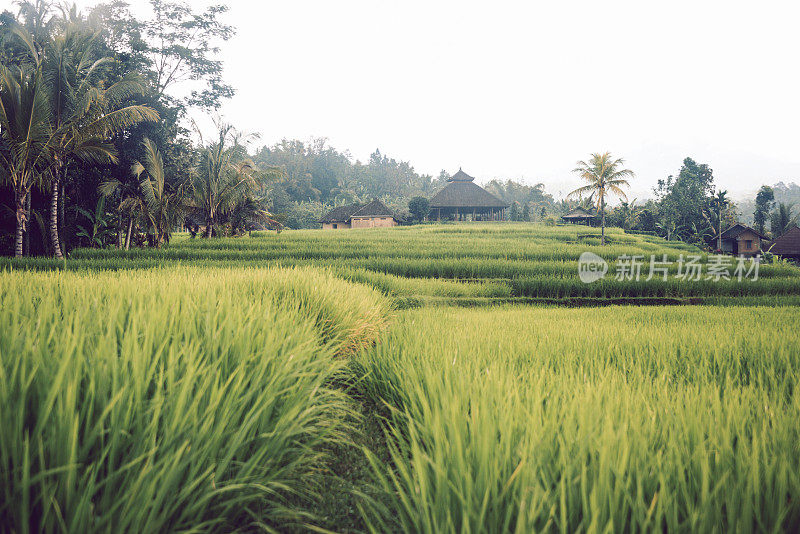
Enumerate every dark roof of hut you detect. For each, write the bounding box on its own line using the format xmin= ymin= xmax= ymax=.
xmin=319 ymin=199 xmax=398 ymax=223
xmin=319 ymin=203 xmax=361 ymax=223
xmin=717 ymin=223 xmax=768 ymax=241
xmin=352 ymin=199 xmax=396 ymax=218
xmin=562 ymin=206 xmax=597 ymax=219
xmin=429 ymin=170 xmax=508 ymax=208
xmin=769 ymin=225 xmax=800 ymax=255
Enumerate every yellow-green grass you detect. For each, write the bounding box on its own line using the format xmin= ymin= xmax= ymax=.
xmin=353 ymin=306 xmax=800 ymax=532
xmin=0 ymin=266 xmax=389 ymax=531
xmin=3 ymin=224 xmax=800 ymax=532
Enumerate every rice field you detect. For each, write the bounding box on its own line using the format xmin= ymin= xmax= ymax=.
xmin=5 ymin=224 xmax=800 ymax=302
xmin=2 ymin=223 xmax=799 ymax=531
xmin=0 ymin=267 xmax=389 ymax=531
xmin=353 ymin=306 xmax=800 ymax=532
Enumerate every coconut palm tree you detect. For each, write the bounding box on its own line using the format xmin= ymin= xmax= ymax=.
xmin=100 ymin=138 xmax=182 ymax=247
xmin=98 ymin=175 xmax=145 ymax=250
xmin=568 ymin=152 xmax=634 ymax=245
xmin=189 ymin=124 xmax=275 ymax=237
xmin=132 ymin=139 xmax=184 ymax=246
xmin=38 ymin=23 xmax=158 ymax=257
xmin=5 ymin=20 xmax=158 ymax=257
xmin=0 ymin=62 xmax=52 ymax=257
xmin=709 ymin=190 xmax=729 ymax=250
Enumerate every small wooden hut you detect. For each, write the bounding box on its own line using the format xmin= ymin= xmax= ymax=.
xmin=428 ymin=169 xmax=508 ymax=221
xmin=716 ymin=223 xmax=768 ymax=256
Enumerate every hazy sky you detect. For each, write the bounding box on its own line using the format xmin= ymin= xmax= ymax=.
xmin=74 ymin=0 xmax=800 ymax=199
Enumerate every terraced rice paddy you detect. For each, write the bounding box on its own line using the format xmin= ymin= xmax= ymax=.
xmin=7 ymin=224 xmax=800 ymax=304
xmin=2 ymin=223 xmax=799 ymax=531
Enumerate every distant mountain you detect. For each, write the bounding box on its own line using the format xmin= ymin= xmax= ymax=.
xmin=736 ymin=181 xmax=800 ymax=224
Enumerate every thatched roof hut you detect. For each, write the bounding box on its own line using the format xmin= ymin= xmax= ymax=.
xmin=429 ymin=169 xmax=508 ymax=221
xmin=319 ymin=199 xmax=400 ymax=229
xmin=561 ymin=206 xmax=597 ymax=224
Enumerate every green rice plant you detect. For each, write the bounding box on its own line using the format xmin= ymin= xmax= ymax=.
xmin=353 ymin=306 xmax=800 ymax=532
xmin=4 ymin=224 xmax=798 ymax=303
xmin=0 ymin=266 xmax=388 ymax=532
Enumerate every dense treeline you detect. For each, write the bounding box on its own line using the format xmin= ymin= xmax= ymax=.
xmin=600 ymin=158 xmax=798 ymax=248
xmin=0 ymin=0 xmax=244 ymax=256
xmin=1 ymin=3 xmax=798 ymax=256
xmin=253 ymin=140 xmax=561 ymax=228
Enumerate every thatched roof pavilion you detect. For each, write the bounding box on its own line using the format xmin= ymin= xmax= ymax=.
xmin=429 ymin=169 xmax=508 ymax=221
xmin=561 ymin=206 xmax=597 ymax=225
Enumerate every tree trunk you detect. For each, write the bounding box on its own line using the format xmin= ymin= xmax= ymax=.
xmin=23 ymin=191 xmax=31 ymax=256
xmin=205 ymin=218 xmax=213 ymax=238
xmin=124 ymin=218 xmax=133 ymax=250
xmin=49 ymin=176 xmax=64 ymax=258
xmin=14 ymin=189 xmax=27 ymax=258
xmin=717 ymin=206 xmax=722 ymax=251
xmin=59 ymin=181 xmax=65 ymax=253
xmin=600 ymin=196 xmax=606 ymax=246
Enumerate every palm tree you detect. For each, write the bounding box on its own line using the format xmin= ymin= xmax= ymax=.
xmin=189 ymin=124 xmax=273 ymax=237
xmin=5 ymin=20 xmax=159 ymax=257
xmin=568 ymin=152 xmax=634 ymax=245
xmin=132 ymin=139 xmax=184 ymax=246
xmin=101 ymin=139 xmax=182 ymax=247
xmin=708 ymin=190 xmax=729 ymax=250
xmin=37 ymin=22 xmax=158 ymax=257
xmin=99 ymin=175 xmax=144 ymax=250
xmin=617 ymin=198 xmax=642 ymax=231
xmin=0 ymin=62 xmax=52 ymax=257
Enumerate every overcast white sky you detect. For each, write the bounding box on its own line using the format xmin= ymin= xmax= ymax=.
xmin=74 ymin=0 xmax=800 ymax=200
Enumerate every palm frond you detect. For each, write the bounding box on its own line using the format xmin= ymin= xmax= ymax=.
xmin=567 ymin=185 xmax=595 ymax=200
xmin=77 ymin=105 xmax=159 ymax=140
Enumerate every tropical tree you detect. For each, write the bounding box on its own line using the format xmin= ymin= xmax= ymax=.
xmin=771 ymin=203 xmax=797 ymax=238
xmin=709 ymin=190 xmax=729 ymax=250
xmin=189 ymin=124 xmax=269 ymax=237
xmin=39 ymin=23 xmax=158 ymax=257
xmin=614 ymin=198 xmax=642 ymax=232
xmin=408 ymin=196 xmax=430 ymax=223
xmin=568 ymin=152 xmax=634 ymax=245
xmin=653 ymin=158 xmax=716 ymax=243
xmin=132 ymin=138 xmax=184 ymax=246
xmin=0 ymin=61 xmax=52 ymax=257
xmin=753 ymin=186 xmax=774 ymax=235
xmin=98 ymin=174 xmax=145 ymax=250
xmin=74 ymin=196 xmax=114 ymax=247
xmin=100 ymin=138 xmax=183 ymax=247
